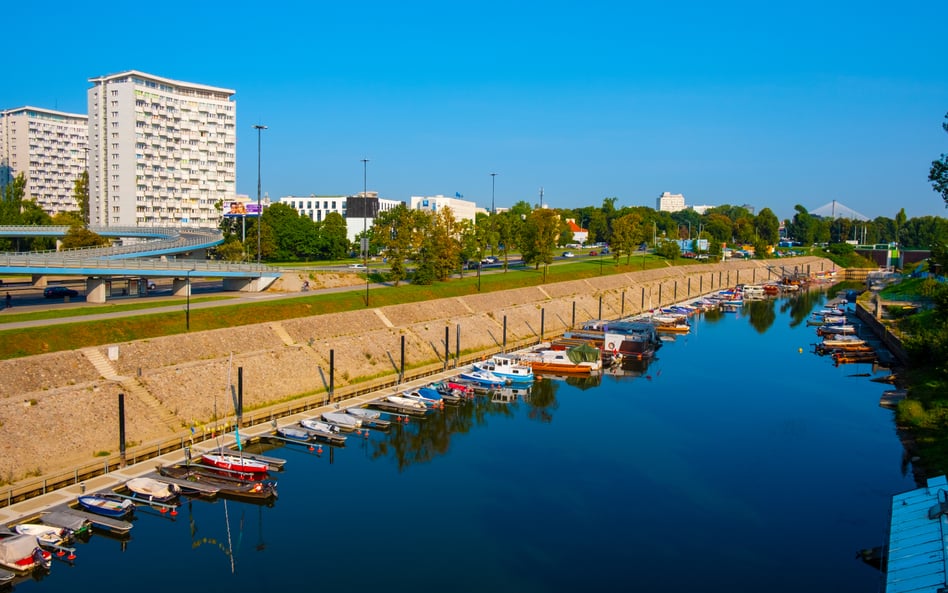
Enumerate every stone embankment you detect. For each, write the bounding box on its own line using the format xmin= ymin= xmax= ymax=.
xmin=0 ymin=257 xmax=831 ymax=484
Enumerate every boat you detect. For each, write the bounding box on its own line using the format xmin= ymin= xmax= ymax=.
xmin=275 ymin=426 xmax=313 ymax=441
xmin=426 ymin=382 xmax=468 ymax=404
xmin=77 ymin=494 xmax=135 ymax=519
xmin=400 ymin=388 xmax=445 ymax=408
xmin=13 ymin=523 xmax=71 ymax=546
xmin=457 ymin=368 xmax=508 ymax=386
xmin=0 ymin=534 xmax=51 ymax=573
xmin=820 ymin=335 xmax=868 ymax=350
xmin=384 ymin=395 xmax=429 ymax=410
xmin=125 ymin=476 xmax=181 ymax=502
xmin=816 ymin=324 xmax=856 ymax=336
xmin=321 ymin=411 xmax=361 ymax=431
xmin=300 ymin=418 xmax=349 ymax=444
xmin=519 ymin=343 xmax=602 ymax=375
xmin=157 ymin=464 xmax=278 ymax=502
xmin=473 ymin=354 xmax=534 ymax=383
xmin=201 ymin=452 xmax=269 ymax=474
xmin=346 ymin=407 xmax=382 ymax=420
xmin=0 ymin=567 xmax=13 ymax=585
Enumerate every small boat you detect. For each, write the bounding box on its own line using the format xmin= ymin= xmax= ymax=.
xmin=816 ymin=324 xmax=856 ymax=336
xmin=474 ymin=354 xmax=534 ymax=383
xmin=125 ymin=476 xmax=181 ymax=503
xmin=321 ymin=411 xmax=361 ymax=431
xmin=458 ymin=368 xmax=508 ymax=386
xmin=0 ymin=534 xmax=51 ymax=572
xmin=300 ymin=418 xmax=348 ymax=444
xmin=201 ymin=452 xmax=269 ymax=474
xmin=820 ymin=335 xmax=868 ymax=350
xmin=13 ymin=524 xmax=71 ymax=546
xmin=157 ymin=465 xmax=278 ymax=502
xmin=400 ymin=389 xmax=445 ymax=408
xmin=519 ymin=344 xmax=602 ymax=375
xmin=77 ymin=494 xmax=135 ymax=519
xmin=346 ymin=407 xmax=382 ymax=420
xmin=385 ymin=395 xmax=429 ymax=410
xmin=275 ymin=426 xmax=312 ymax=441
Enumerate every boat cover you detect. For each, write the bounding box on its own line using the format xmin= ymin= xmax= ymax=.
xmin=42 ymin=511 xmax=88 ymax=531
xmin=567 ymin=343 xmax=600 ymax=364
xmin=0 ymin=534 xmax=39 ymax=565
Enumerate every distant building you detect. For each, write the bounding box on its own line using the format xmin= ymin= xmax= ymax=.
xmin=565 ymin=219 xmax=589 ymax=244
xmin=87 ymin=70 xmax=236 ymax=228
xmin=0 ymin=106 xmax=88 ymax=216
xmin=343 ymin=192 xmax=404 ymax=243
xmin=410 ymin=194 xmax=477 ymax=223
xmin=656 ymin=192 xmax=686 ymax=213
xmin=282 ymin=194 xmax=348 ymax=223
xmin=691 ymin=204 xmax=714 ymax=215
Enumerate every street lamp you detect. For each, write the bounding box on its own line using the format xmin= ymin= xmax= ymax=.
xmin=253 ymin=124 xmax=267 ymax=264
xmin=186 ymin=267 xmax=195 ymax=330
xmin=490 ymin=172 xmax=497 ymax=215
xmin=362 ymin=158 xmax=369 ymax=307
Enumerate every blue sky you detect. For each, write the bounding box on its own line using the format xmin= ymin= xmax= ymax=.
xmin=4 ymin=0 xmax=947 ymax=221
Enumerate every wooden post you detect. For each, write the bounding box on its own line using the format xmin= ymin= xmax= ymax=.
xmin=118 ymin=393 xmax=126 ymax=467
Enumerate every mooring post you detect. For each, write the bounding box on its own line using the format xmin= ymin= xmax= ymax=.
xmin=444 ymin=326 xmax=449 ymax=371
xmin=118 ymin=392 xmax=126 ymax=467
xmin=621 ymin=292 xmax=625 ymax=316
xmin=456 ymin=324 xmax=460 ymax=368
xmin=674 ymin=280 xmax=678 ymax=301
xmin=503 ymin=315 xmax=508 ymax=353
xmin=571 ymin=302 xmax=576 ymax=329
xmin=237 ymin=367 xmax=243 ymax=426
xmin=400 ymin=335 xmax=405 ymax=384
xmin=540 ymin=308 xmax=545 ymax=340
xmin=329 ymin=349 xmax=334 ymax=401
xmin=598 ymin=295 xmax=602 ymax=319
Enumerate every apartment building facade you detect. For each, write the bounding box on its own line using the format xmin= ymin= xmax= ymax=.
xmin=0 ymin=106 xmax=88 ymax=216
xmin=656 ymin=191 xmax=686 ymax=213
xmin=87 ymin=70 xmax=236 ymax=227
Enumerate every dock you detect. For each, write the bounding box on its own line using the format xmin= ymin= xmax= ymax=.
xmin=47 ymin=504 xmax=133 ymax=535
xmin=885 ymin=475 xmax=948 ymax=592
xmin=140 ymin=471 xmax=220 ymax=497
xmin=202 ymin=447 xmax=287 ymax=470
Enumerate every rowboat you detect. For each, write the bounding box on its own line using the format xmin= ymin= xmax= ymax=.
xmin=275 ymin=426 xmax=312 ymax=441
xmin=202 ymin=452 xmax=269 ymax=474
xmin=300 ymin=418 xmax=349 ymax=444
xmin=0 ymin=534 xmax=51 ymax=572
xmin=77 ymin=494 xmax=135 ymax=519
xmin=125 ymin=476 xmax=181 ymax=502
xmin=13 ymin=524 xmax=70 ymax=546
xmin=346 ymin=407 xmax=382 ymax=420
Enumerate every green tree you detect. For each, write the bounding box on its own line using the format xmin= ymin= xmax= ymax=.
xmin=755 ymin=208 xmax=780 ymax=245
xmin=322 ymin=212 xmax=350 ymax=260
xmin=215 ymin=238 xmax=248 ymax=262
xmin=786 ymin=205 xmax=815 ymax=245
xmin=654 ymin=238 xmax=680 ymax=260
xmin=73 ymin=170 xmax=90 ymax=224
xmin=611 ymin=212 xmax=645 ymax=264
xmin=520 ymin=208 xmax=560 ymax=281
xmin=930 ymin=112 xmax=948 ymax=209
xmin=373 ymin=205 xmax=422 ymax=287
xmin=60 ymin=225 xmax=109 ymax=249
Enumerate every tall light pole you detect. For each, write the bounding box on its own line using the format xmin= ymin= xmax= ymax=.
xmin=490 ymin=172 xmax=497 ymax=215
xmin=253 ymin=124 xmax=267 ymax=263
xmin=186 ymin=267 xmax=195 ymax=330
xmin=362 ymin=158 xmax=369 ymax=307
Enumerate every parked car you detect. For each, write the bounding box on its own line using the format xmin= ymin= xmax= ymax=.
xmin=147 ymin=281 xmax=157 ymax=290
xmin=588 ymin=251 xmax=598 ymax=256
xmin=561 ymin=251 xmax=575 ymax=258
xmin=44 ymin=286 xmax=78 ymax=299
xmin=601 ymin=247 xmax=610 ymax=254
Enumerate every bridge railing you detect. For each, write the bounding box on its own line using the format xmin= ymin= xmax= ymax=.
xmin=0 ymin=254 xmax=273 ymax=273
xmin=0 ymin=227 xmax=223 ymax=260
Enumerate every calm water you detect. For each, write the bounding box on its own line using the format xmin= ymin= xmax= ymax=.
xmin=14 ymin=288 xmax=913 ymax=592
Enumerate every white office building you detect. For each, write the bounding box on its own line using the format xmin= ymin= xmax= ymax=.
xmin=410 ymin=194 xmax=477 ymax=223
xmin=0 ymin=106 xmax=88 ymax=216
xmin=281 ymin=192 xmax=404 ymax=242
xmin=656 ymin=191 xmax=686 ymax=213
xmin=87 ymin=70 xmax=236 ymax=228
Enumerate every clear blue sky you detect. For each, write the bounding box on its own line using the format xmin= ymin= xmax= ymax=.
xmin=4 ymin=0 xmax=947 ymax=222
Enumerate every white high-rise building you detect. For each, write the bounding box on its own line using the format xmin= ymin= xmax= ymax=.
xmin=87 ymin=70 xmax=236 ymax=228
xmin=410 ymin=194 xmax=477 ymax=223
xmin=0 ymin=106 xmax=88 ymax=216
xmin=656 ymin=191 xmax=686 ymax=213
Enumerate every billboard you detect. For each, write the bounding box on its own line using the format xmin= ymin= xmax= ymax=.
xmin=346 ymin=196 xmax=379 ymax=219
xmin=224 ymin=202 xmax=260 ymax=217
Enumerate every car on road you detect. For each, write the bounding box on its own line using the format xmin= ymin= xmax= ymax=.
xmin=347 ymin=263 xmax=367 ymax=269
xmin=561 ymin=251 xmax=575 ymax=258
xmin=43 ymin=286 xmax=79 ymax=299
xmin=588 ymin=251 xmax=598 ymax=256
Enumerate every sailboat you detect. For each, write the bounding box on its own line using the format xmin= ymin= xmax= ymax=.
xmin=203 ymin=356 xmax=268 ymax=474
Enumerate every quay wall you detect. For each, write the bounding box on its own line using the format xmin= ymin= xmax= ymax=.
xmin=0 ymin=257 xmax=832 ymax=491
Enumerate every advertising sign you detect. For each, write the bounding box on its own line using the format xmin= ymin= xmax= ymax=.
xmin=224 ymin=202 xmax=261 ymax=217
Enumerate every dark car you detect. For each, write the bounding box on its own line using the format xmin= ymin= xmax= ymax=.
xmin=43 ymin=286 xmax=78 ymax=299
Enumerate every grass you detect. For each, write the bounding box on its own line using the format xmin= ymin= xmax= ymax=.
xmin=0 ymin=253 xmax=726 ymax=360
xmin=0 ymin=296 xmax=232 ymax=323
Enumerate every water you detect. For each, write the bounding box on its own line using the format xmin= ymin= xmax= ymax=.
xmin=13 ymin=288 xmax=913 ymax=592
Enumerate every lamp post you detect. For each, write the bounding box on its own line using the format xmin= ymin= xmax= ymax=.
xmin=361 ymin=158 xmax=369 ymax=307
xmin=253 ymin=124 xmax=267 ymax=263
xmin=490 ymin=172 xmax=497 ymax=215
xmin=186 ymin=267 xmax=195 ymax=330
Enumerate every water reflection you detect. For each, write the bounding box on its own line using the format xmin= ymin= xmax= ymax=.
xmin=743 ymin=298 xmax=777 ymax=333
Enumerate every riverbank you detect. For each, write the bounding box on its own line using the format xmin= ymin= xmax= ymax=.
xmin=0 ymin=256 xmax=831 ymax=486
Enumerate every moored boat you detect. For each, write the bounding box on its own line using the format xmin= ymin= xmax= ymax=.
xmin=125 ymin=477 xmax=181 ymax=503
xmin=473 ymin=354 xmax=534 ymax=383
xmin=13 ymin=523 xmax=71 ymax=546
xmin=321 ymin=411 xmax=361 ymax=431
xmin=299 ymin=418 xmax=348 ymax=444
xmin=275 ymin=426 xmax=312 ymax=441
xmin=77 ymin=494 xmax=135 ymax=519
xmin=518 ymin=343 xmax=602 ymax=375
xmin=201 ymin=452 xmax=269 ymax=474
xmin=0 ymin=534 xmax=51 ymax=573
xmin=458 ymin=368 xmax=508 ymax=386
xmin=157 ymin=464 xmax=278 ymax=502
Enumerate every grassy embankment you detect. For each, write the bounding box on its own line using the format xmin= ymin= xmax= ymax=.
xmin=875 ymin=275 xmax=948 ymax=475
xmin=0 ymin=255 xmax=672 ymax=360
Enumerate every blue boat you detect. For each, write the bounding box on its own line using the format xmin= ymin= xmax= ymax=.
xmin=458 ymin=368 xmax=507 ymax=386
xmin=77 ymin=494 xmax=136 ymax=518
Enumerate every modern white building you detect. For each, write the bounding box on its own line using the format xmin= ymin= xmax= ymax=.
xmin=87 ymin=70 xmax=236 ymax=228
xmin=656 ymin=191 xmax=686 ymax=213
xmin=410 ymin=194 xmax=477 ymax=223
xmin=0 ymin=106 xmax=88 ymax=216
xmin=281 ymin=192 xmax=404 ymax=242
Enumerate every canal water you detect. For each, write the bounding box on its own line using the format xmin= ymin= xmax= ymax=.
xmin=13 ymin=287 xmax=913 ymax=592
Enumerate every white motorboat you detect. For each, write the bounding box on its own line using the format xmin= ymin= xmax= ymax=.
xmin=385 ymin=395 xmax=428 ymax=410
xmin=321 ymin=411 xmax=361 ymax=431
xmin=346 ymin=407 xmax=382 ymax=420
xmin=474 ymin=354 xmax=534 ymax=383
xmin=13 ymin=524 xmax=69 ymax=546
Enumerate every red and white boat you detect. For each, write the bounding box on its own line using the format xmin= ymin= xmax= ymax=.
xmin=201 ymin=452 xmax=268 ymax=474
xmin=0 ymin=534 xmax=51 ymax=573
